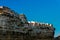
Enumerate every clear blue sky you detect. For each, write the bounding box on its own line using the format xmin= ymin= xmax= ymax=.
xmin=0 ymin=0 xmax=60 ymax=37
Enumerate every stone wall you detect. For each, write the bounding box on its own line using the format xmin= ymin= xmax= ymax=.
xmin=0 ymin=6 xmax=55 ymax=40
xmin=0 ymin=30 xmax=54 ymax=40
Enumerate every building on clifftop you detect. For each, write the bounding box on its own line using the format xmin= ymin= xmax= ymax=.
xmin=0 ymin=6 xmax=55 ymax=40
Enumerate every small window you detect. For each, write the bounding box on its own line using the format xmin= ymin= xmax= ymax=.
xmin=46 ymin=27 xmax=49 ymax=29
xmin=0 ymin=26 xmax=2 ymax=28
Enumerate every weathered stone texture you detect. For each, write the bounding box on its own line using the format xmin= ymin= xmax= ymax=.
xmin=0 ymin=6 xmax=55 ymax=40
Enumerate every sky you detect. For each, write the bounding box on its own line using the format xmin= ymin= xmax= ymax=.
xmin=0 ymin=0 xmax=60 ymax=37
